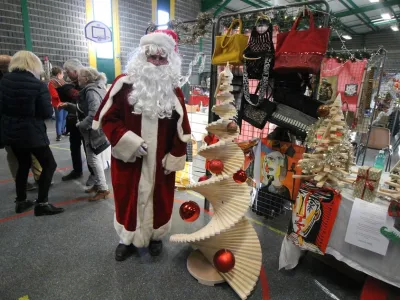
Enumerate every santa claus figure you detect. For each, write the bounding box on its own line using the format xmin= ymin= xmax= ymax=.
xmin=93 ymin=30 xmax=190 ymax=261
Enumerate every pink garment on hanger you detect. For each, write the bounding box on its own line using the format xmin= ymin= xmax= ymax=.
xmin=320 ymin=58 xmax=367 ymax=112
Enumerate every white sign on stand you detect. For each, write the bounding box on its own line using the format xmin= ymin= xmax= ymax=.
xmin=345 ymin=198 xmax=395 ymax=255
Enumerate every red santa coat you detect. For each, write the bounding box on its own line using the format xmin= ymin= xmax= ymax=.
xmin=93 ymin=74 xmax=191 ymax=247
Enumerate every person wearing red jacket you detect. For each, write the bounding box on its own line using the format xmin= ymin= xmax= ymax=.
xmin=48 ymin=66 xmax=68 ymax=141
xmin=93 ymin=30 xmax=190 ymax=261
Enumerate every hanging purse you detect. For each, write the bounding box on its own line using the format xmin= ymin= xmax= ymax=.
xmin=212 ymin=18 xmax=249 ymax=65
xmin=239 ymin=56 xmax=276 ymax=130
xmin=239 ymin=21 xmax=276 ymax=130
xmin=243 ymin=17 xmax=275 ymax=80
xmin=275 ymin=10 xmax=330 ymax=74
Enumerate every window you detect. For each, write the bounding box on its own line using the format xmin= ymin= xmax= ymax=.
xmin=93 ymin=0 xmax=114 ymax=59
xmin=157 ymin=9 xmax=169 ymax=29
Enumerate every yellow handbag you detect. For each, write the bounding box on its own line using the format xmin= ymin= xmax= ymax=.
xmin=212 ymin=18 xmax=249 ymax=65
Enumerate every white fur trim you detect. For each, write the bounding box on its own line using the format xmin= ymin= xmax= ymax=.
xmin=111 ymin=131 xmax=144 ymax=163
xmin=115 ymin=216 xmax=172 ymax=248
xmin=92 ymin=75 xmax=134 ymax=130
xmin=174 ymin=97 xmax=191 ymax=143
xmin=140 ymin=32 xmax=175 ymax=52
xmin=163 ymin=153 xmax=186 ymax=172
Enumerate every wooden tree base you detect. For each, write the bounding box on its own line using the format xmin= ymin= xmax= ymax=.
xmin=187 ymin=250 xmax=225 ymax=286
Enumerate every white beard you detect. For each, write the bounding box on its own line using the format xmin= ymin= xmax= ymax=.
xmin=126 ymin=46 xmax=182 ymax=119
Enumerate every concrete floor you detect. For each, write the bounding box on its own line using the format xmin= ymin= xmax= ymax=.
xmin=0 ymin=122 xmax=399 ymax=300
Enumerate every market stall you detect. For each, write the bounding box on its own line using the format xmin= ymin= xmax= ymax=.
xmin=279 ymin=185 xmax=400 ymax=288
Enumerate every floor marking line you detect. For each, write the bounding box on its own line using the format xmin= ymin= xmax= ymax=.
xmin=50 ymin=145 xmax=70 ymax=151
xmin=314 ymin=280 xmax=341 ymax=300
xmin=0 ymin=166 xmax=72 ymax=186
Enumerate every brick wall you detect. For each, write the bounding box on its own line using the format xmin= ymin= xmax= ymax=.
xmin=119 ymin=0 xmax=152 ymax=70
xmin=28 ymin=0 xmax=88 ymax=67
xmin=175 ymin=0 xmax=202 ymax=80
xmin=0 ymin=0 xmax=25 ymax=56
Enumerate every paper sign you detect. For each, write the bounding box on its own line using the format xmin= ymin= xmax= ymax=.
xmin=345 ymin=198 xmax=395 ymax=255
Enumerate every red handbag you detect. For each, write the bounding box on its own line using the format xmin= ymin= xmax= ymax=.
xmin=274 ymin=11 xmax=331 ymax=74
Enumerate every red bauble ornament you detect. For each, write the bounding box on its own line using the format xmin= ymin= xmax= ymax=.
xmin=233 ymin=169 xmax=247 ymax=183
xmin=227 ymin=121 xmax=238 ymax=133
xmin=213 ymin=249 xmax=235 ymax=273
xmin=317 ymin=105 xmax=330 ymax=117
xmin=209 ymin=159 xmax=224 ymax=174
xmin=179 ymin=201 xmax=200 ymax=222
xmin=204 ymin=135 xmax=212 ymax=145
xmin=198 ymin=175 xmax=209 ymax=182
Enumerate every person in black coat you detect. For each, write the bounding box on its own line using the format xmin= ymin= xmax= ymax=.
xmin=0 ymin=50 xmax=64 ymax=216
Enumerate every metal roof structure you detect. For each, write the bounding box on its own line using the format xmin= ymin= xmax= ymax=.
xmin=202 ymin=0 xmax=400 ymax=35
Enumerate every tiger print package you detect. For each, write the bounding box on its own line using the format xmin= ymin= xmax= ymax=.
xmin=286 ymin=181 xmax=342 ymax=254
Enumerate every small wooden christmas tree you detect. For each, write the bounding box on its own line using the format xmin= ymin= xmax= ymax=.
xmin=379 ymin=160 xmax=400 ymax=200
xmin=295 ymin=94 xmax=353 ymax=188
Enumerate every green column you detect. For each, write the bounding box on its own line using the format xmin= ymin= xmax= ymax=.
xmin=21 ymin=0 xmax=32 ymax=51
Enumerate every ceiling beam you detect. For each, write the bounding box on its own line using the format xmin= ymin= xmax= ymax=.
xmin=240 ymin=0 xmax=262 ymax=9
xmin=339 ymin=0 xmax=375 ymax=31
xmin=347 ymin=13 xmax=400 ymax=28
xmin=214 ymin=0 xmax=232 ymax=16
xmin=384 ymin=0 xmax=400 ymax=23
xmin=344 ymin=0 xmax=377 ymax=31
xmin=335 ymin=0 xmax=399 ymax=18
xmin=252 ymin=0 xmax=271 ymax=7
xmin=201 ymin=0 xmax=223 ymax=12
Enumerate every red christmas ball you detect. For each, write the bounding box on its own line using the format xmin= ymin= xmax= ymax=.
xmin=198 ymin=175 xmax=209 ymax=182
xmin=317 ymin=105 xmax=330 ymax=117
xmin=209 ymin=159 xmax=224 ymax=174
xmin=179 ymin=201 xmax=200 ymax=222
xmin=213 ymin=249 xmax=235 ymax=273
xmin=227 ymin=121 xmax=238 ymax=133
xmin=233 ymin=169 xmax=247 ymax=183
xmin=204 ymin=135 xmax=212 ymax=145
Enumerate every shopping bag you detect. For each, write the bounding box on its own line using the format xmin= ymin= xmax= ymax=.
xmin=212 ymin=18 xmax=249 ymax=65
xmin=275 ymin=10 xmax=330 ymax=74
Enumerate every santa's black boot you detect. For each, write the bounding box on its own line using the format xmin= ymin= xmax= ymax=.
xmin=149 ymin=240 xmax=163 ymax=256
xmin=115 ymin=244 xmax=135 ymax=261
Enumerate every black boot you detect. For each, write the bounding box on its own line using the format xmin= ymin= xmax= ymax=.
xmin=62 ymin=170 xmax=83 ymax=181
xmin=34 ymin=203 xmax=65 ymax=216
xmin=149 ymin=240 xmax=163 ymax=256
xmin=115 ymin=244 xmax=135 ymax=261
xmin=15 ymin=200 xmax=35 ymax=214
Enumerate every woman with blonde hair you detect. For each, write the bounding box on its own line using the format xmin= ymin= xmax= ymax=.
xmin=0 ymin=50 xmax=64 ymax=216
xmin=60 ymin=67 xmax=110 ymax=201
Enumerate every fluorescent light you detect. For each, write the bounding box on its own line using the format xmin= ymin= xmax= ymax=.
xmin=391 ymin=25 xmax=399 ymax=31
xmin=342 ymin=35 xmax=352 ymax=40
xmin=369 ymin=0 xmax=379 ymax=2
xmin=381 ymin=13 xmax=391 ymax=20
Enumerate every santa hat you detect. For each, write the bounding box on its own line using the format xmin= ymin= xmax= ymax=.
xmin=140 ymin=29 xmax=178 ymax=52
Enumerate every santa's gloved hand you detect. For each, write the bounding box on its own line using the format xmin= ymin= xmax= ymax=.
xmin=134 ymin=143 xmax=148 ymax=158
xmin=162 ymin=156 xmax=172 ymax=175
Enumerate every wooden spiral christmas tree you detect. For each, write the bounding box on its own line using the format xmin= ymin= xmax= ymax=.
xmin=294 ymin=94 xmax=353 ymax=188
xmin=170 ymin=63 xmax=262 ymax=300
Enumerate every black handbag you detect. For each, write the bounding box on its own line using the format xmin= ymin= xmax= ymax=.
xmin=88 ymin=129 xmax=110 ymax=155
xmin=243 ymin=22 xmax=274 ymax=80
xmin=241 ymin=88 xmax=276 ymax=129
xmin=240 ymin=53 xmax=276 ymax=129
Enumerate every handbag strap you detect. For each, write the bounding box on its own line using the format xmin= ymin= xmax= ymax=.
xmin=242 ymin=56 xmax=272 ymax=107
xmin=221 ymin=18 xmax=243 ymax=49
xmin=291 ymin=9 xmax=315 ymax=31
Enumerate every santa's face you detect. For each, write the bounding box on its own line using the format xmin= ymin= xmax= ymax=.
xmin=126 ymin=44 xmax=181 ymax=119
xmin=147 ymin=54 xmax=168 ymax=66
